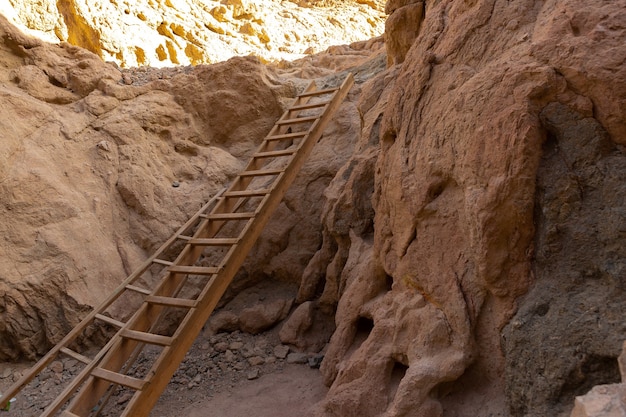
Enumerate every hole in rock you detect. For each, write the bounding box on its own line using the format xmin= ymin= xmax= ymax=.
xmin=348 ymin=316 xmax=374 ymax=356
xmin=427 ymin=180 xmax=446 ymax=202
xmin=385 ymin=274 xmax=394 ymax=292
xmin=388 ymin=361 xmax=409 ymax=402
xmin=559 ymin=355 xmax=621 ymax=403
xmin=542 ymin=130 xmax=559 ymax=157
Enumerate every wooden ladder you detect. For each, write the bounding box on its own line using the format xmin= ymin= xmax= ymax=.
xmin=0 ymin=73 xmax=354 ymax=417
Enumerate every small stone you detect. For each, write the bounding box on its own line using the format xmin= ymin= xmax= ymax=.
xmin=214 ymin=342 xmax=229 ymax=352
xmin=286 ymin=352 xmax=308 ymax=364
xmin=308 ymin=354 xmax=324 ymax=369
xmin=0 ymin=368 xmax=12 ymax=379
xmin=274 ymin=345 xmax=290 ymax=359
xmin=234 ymin=361 xmax=246 ymax=371
xmin=224 ymin=350 xmax=236 ymax=362
xmin=229 ymin=341 xmax=244 ymax=351
xmin=248 ymin=356 xmax=265 ymax=366
xmin=265 ymin=356 xmax=276 ymax=364
xmin=193 ymin=375 xmax=202 ymax=384
xmin=247 ymin=368 xmax=260 ymax=380
xmin=49 ymin=361 xmax=64 ymax=374
xmin=200 ymin=342 xmax=211 ymax=350
xmin=117 ymin=393 xmax=132 ymax=405
xmin=172 ymin=181 xmax=180 ymax=188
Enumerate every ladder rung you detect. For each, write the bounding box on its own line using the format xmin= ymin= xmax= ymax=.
xmin=145 ymin=295 xmax=197 ymax=309
xmin=95 ymin=313 xmax=125 ymax=328
xmin=266 ymin=132 xmax=307 ymax=141
xmin=276 ymin=115 xmax=319 ymax=125
xmin=200 ymin=212 xmax=255 ymax=220
xmin=168 ymin=265 xmax=221 ymax=275
xmin=254 ymin=149 xmax=296 ymax=158
xmin=60 ymin=411 xmax=81 ymax=417
xmin=223 ymin=189 xmax=270 ymax=198
xmin=177 ymin=235 xmax=192 ymax=241
xmin=152 ymin=258 xmax=173 ymax=266
xmin=188 ymin=238 xmax=239 ymax=246
xmin=125 ymin=284 xmax=152 ymax=296
xmin=298 ymin=87 xmax=339 ymax=97
xmin=289 ymin=100 xmax=330 ymax=111
xmin=59 ymin=347 xmax=91 ymax=364
xmin=239 ymin=168 xmax=285 ymax=177
xmin=120 ymin=329 xmax=172 ymax=346
xmin=91 ymin=367 xmax=147 ymax=391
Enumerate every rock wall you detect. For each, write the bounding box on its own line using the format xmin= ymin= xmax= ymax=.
xmin=296 ymin=0 xmax=626 ymax=416
xmin=0 ymin=16 xmax=384 ymax=361
xmin=1 ymin=0 xmax=625 ymax=415
xmin=0 ymin=0 xmax=386 ymax=66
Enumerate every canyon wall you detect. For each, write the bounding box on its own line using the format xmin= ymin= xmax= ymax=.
xmin=1 ymin=0 xmax=625 ymax=415
xmin=295 ymin=0 xmax=626 ymax=416
xmin=0 ymin=0 xmax=385 ymax=66
xmin=0 ymin=16 xmax=384 ymax=361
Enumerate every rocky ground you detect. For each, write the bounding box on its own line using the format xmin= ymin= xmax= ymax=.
xmin=0 ymin=318 xmax=327 ymax=417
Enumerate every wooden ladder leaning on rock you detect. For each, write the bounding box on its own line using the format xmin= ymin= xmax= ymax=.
xmin=0 ymin=73 xmax=354 ymax=417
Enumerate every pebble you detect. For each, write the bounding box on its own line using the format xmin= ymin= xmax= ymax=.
xmin=286 ymin=352 xmax=308 ymax=364
xmin=224 ymin=350 xmax=236 ymax=362
xmin=229 ymin=341 xmax=244 ymax=351
xmin=49 ymin=361 xmax=64 ymax=374
xmin=247 ymin=356 xmax=265 ymax=366
xmin=273 ymin=344 xmax=290 ymax=359
xmin=247 ymin=368 xmax=260 ymax=380
xmin=117 ymin=393 xmax=133 ymax=404
xmin=214 ymin=342 xmax=229 ymax=352
xmin=308 ymin=354 xmax=324 ymax=369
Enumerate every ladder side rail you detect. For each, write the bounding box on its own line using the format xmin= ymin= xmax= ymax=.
xmin=120 ymin=73 xmax=354 ymax=417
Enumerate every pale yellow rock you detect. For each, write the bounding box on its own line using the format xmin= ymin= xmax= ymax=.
xmin=2 ymin=0 xmax=386 ymax=67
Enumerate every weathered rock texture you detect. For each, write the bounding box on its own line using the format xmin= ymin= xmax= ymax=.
xmin=292 ymin=0 xmax=626 ymax=416
xmin=1 ymin=0 xmax=626 ymax=416
xmin=0 ymin=16 xmax=383 ymax=361
xmin=0 ymin=0 xmax=386 ymax=66
xmin=570 ymin=342 xmax=626 ymax=417
xmin=503 ymin=103 xmax=626 ymax=416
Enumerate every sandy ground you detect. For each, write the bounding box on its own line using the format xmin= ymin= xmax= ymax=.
xmin=155 ymin=365 xmax=327 ymax=417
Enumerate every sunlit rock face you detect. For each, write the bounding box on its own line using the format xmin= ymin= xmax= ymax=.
xmin=0 ymin=0 xmax=386 ymax=67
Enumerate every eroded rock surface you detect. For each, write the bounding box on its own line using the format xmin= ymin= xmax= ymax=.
xmin=0 ymin=16 xmax=383 ymax=361
xmin=1 ymin=0 xmax=625 ymax=416
xmin=0 ymin=0 xmax=386 ymax=66
xmin=298 ymin=0 xmax=626 ymax=416
xmin=503 ymin=103 xmax=626 ymax=416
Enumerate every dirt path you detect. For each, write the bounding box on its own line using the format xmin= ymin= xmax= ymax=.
xmin=155 ymin=364 xmax=327 ymax=417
